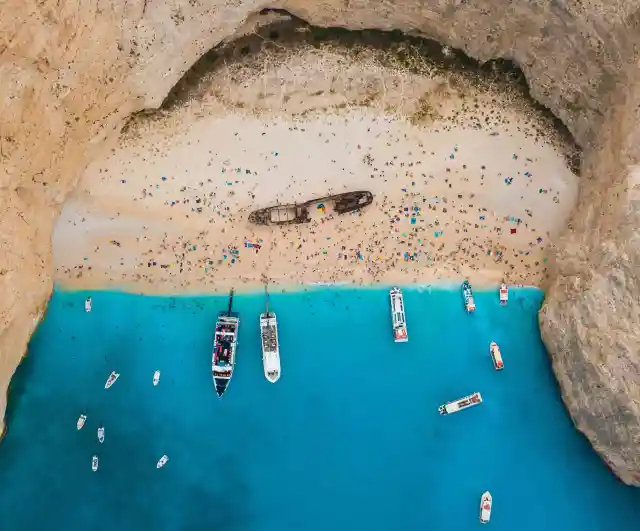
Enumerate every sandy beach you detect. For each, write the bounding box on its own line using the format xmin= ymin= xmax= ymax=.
xmin=53 ymin=42 xmax=579 ymax=294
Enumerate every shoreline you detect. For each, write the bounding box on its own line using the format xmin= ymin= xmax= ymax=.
xmin=53 ymin=279 xmax=541 ymax=297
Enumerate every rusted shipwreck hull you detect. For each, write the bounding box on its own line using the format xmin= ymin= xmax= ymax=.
xmin=248 ymin=190 xmax=374 ymax=226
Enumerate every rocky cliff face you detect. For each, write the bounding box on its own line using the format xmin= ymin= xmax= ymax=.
xmin=1 ymin=0 xmax=638 ymax=483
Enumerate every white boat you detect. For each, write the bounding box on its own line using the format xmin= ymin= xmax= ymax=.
xmin=490 ymin=342 xmax=504 ymax=370
xmin=260 ymin=312 xmax=281 ymax=383
xmin=92 ymin=455 xmax=99 ymax=472
xmin=389 ymin=287 xmax=408 ymax=342
xmin=76 ymin=414 xmax=87 ymax=430
xmin=97 ymin=426 xmax=104 ymax=443
xmin=153 ymin=370 xmax=160 ymax=386
xmin=462 ymin=280 xmax=476 ymax=313
xmin=212 ymin=289 xmax=239 ymax=397
xmin=104 ymin=371 xmax=119 ymax=389
xmin=157 ymin=455 xmax=169 ymax=468
xmin=85 ymin=297 xmax=92 ymax=313
xmin=480 ymin=491 xmax=492 ymax=524
xmin=438 ymin=391 xmax=483 ymax=415
xmin=499 ymin=283 xmax=508 ymax=306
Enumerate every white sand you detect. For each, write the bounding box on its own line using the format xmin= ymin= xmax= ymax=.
xmin=53 ymin=44 xmax=579 ymax=293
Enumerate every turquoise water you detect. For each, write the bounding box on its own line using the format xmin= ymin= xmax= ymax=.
xmin=1 ymin=286 xmax=639 ymax=531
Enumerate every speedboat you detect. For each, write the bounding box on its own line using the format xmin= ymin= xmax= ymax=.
xmin=153 ymin=370 xmax=160 ymax=386
xmin=104 ymin=371 xmax=119 ymax=389
xmin=499 ymin=283 xmax=508 ymax=306
xmin=92 ymin=455 xmax=99 ymax=472
xmin=462 ymin=280 xmax=476 ymax=313
xmin=261 ymin=312 xmax=281 ymax=383
xmin=77 ymin=414 xmax=87 ymax=430
xmin=480 ymin=491 xmax=492 ymax=523
xmin=212 ymin=289 xmax=240 ymax=397
xmin=438 ymin=392 xmax=483 ymax=415
xmin=389 ymin=287 xmax=408 ymax=342
xmin=97 ymin=426 xmax=105 ymax=444
xmin=85 ymin=297 xmax=92 ymax=313
xmin=490 ymin=342 xmax=504 ymax=370
xmin=157 ymin=455 xmax=169 ymax=468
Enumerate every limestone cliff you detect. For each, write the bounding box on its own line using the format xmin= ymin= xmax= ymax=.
xmin=1 ymin=0 xmax=638 ymax=483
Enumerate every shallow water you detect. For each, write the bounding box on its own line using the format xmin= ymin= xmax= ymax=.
xmin=1 ymin=287 xmax=638 ymax=531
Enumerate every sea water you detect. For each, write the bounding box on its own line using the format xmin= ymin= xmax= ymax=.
xmin=0 ymin=286 xmax=639 ymax=531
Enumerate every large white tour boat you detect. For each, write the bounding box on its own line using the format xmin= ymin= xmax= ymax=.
xmin=499 ymin=283 xmax=508 ymax=306
xmin=438 ymin=392 xmax=483 ymax=415
xmin=462 ymin=280 xmax=476 ymax=313
xmin=490 ymin=341 xmax=504 ymax=370
xmin=260 ymin=289 xmax=281 ymax=383
xmin=389 ymin=287 xmax=408 ymax=342
xmin=212 ymin=289 xmax=240 ymax=398
xmin=480 ymin=491 xmax=492 ymax=524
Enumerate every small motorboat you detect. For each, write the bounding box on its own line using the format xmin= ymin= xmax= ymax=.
xmin=85 ymin=297 xmax=92 ymax=313
xmin=490 ymin=342 xmax=504 ymax=370
xmin=76 ymin=414 xmax=87 ymax=430
xmin=480 ymin=491 xmax=492 ymax=524
xmin=462 ymin=280 xmax=476 ymax=313
xmin=499 ymin=283 xmax=508 ymax=306
xmin=92 ymin=455 xmax=99 ymax=472
xmin=153 ymin=370 xmax=161 ymax=386
xmin=157 ymin=455 xmax=169 ymax=469
xmin=97 ymin=426 xmax=105 ymax=444
xmin=104 ymin=371 xmax=120 ymax=389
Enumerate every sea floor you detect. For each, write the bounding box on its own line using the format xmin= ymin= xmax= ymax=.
xmin=0 ymin=287 xmax=638 ymax=531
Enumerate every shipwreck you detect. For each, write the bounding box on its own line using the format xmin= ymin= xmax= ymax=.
xmin=248 ymin=190 xmax=374 ymax=226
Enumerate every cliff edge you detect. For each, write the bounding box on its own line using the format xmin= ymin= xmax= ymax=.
xmin=1 ymin=0 xmax=638 ymax=483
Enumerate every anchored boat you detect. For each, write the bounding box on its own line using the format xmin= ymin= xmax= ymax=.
xmin=480 ymin=491 xmax=492 ymax=524
xmin=85 ymin=297 xmax=92 ymax=313
xmin=490 ymin=341 xmax=504 ymax=370
xmin=76 ymin=414 xmax=87 ymax=430
xmin=260 ymin=288 xmax=281 ymax=383
xmin=389 ymin=287 xmax=408 ymax=342
xmin=212 ymin=289 xmax=240 ymax=398
xmin=462 ymin=280 xmax=476 ymax=313
xmin=104 ymin=371 xmax=119 ymax=389
xmin=499 ymin=282 xmax=508 ymax=306
xmin=438 ymin=392 xmax=483 ymax=415
xmin=91 ymin=455 xmax=99 ymax=472
xmin=157 ymin=455 xmax=169 ymax=469
xmin=153 ymin=370 xmax=161 ymax=386
xmin=248 ymin=190 xmax=374 ymax=226
xmin=97 ymin=426 xmax=105 ymax=444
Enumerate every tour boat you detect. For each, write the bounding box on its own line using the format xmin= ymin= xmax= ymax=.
xmin=97 ymin=426 xmax=105 ymax=444
xmin=260 ymin=289 xmax=281 ymax=383
xmin=389 ymin=287 xmax=408 ymax=342
xmin=85 ymin=297 xmax=92 ymax=313
xmin=153 ymin=370 xmax=160 ymax=386
xmin=104 ymin=371 xmax=119 ymax=389
xmin=499 ymin=283 xmax=508 ymax=306
xmin=92 ymin=455 xmax=99 ymax=472
xmin=490 ymin=341 xmax=504 ymax=370
xmin=480 ymin=491 xmax=492 ymax=524
xmin=76 ymin=414 xmax=87 ymax=430
xmin=157 ymin=455 xmax=169 ymax=469
xmin=212 ymin=289 xmax=240 ymax=397
xmin=462 ymin=280 xmax=476 ymax=313
xmin=438 ymin=392 xmax=483 ymax=415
